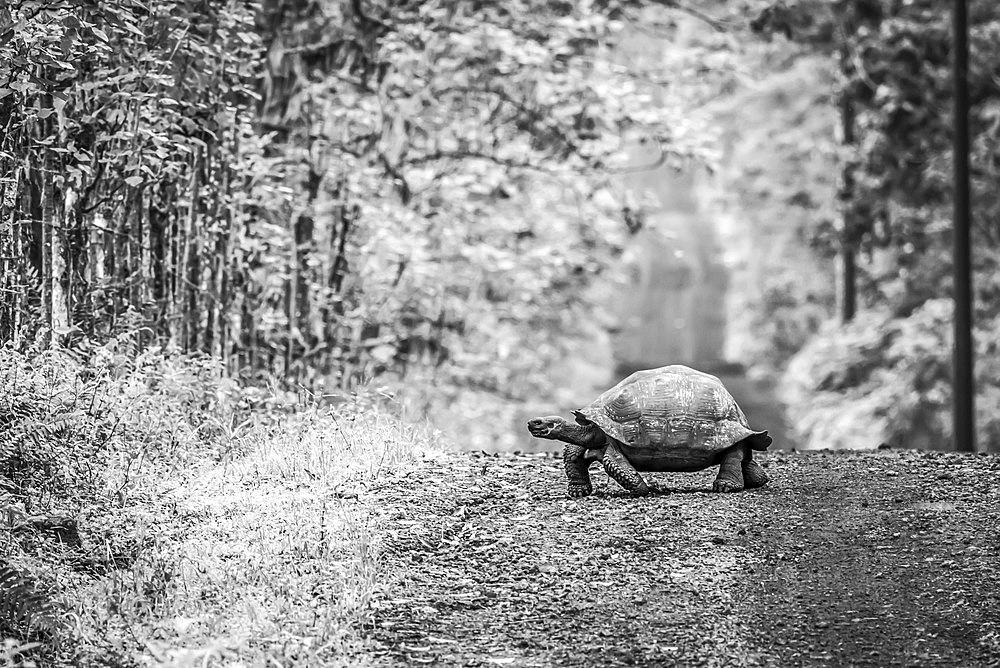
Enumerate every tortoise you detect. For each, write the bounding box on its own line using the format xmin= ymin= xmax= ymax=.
xmin=527 ymin=365 xmax=771 ymax=497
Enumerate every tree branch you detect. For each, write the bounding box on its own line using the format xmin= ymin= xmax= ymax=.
xmin=432 ymin=85 xmax=580 ymax=155
xmin=647 ymin=1 xmax=731 ymax=32
xmin=404 ymin=149 xmax=543 ymax=171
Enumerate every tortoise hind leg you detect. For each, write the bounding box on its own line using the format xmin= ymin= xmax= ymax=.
xmin=602 ymin=442 xmax=650 ymax=496
xmin=740 ymin=444 xmax=769 ymax=489
xmin=742 ymin=460 xmax=769 ymax=489
xmin=713 ymin=443 xmax=746 ymax=493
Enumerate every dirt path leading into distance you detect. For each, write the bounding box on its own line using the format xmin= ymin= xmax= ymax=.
xmin=365 ymin=449 xmax=1000 ymax=667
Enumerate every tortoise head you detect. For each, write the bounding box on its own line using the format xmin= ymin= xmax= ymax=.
xmin=527 ymin=413 xmax=603 ymax=447
xmin=526 ymin=416 xmax=569 ymax=439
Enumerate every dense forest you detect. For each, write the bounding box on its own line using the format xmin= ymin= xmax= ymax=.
xmin=1 ymin=0 xmax=999 ymax=663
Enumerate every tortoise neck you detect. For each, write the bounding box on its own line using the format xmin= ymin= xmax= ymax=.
xmin=564 ymin=422 xmax=605 ymax=448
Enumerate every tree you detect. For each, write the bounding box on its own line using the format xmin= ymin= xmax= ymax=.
xmin=0 ymin=0 xmax=722 ymax=404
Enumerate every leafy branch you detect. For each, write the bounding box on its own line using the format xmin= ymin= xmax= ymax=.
xmin=0 ymin=563 xmax=61 ymax=637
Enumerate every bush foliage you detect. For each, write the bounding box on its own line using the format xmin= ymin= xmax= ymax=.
xmin=783 ymin=296 xmax=1000 ymax=451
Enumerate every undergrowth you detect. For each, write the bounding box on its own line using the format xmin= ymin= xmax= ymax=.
xmin=0 ymin=338 xmax=445 ymax=666
xmin=781 ymin=299 xmax=1000 ymax=451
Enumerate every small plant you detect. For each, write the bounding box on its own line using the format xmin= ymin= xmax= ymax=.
xmin=0 ymin=639 xmax=43 ymax=668
xmin=0 ymin=563 xmax=61 ymax=638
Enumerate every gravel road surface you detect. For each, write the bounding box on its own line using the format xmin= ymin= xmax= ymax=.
xmin=367 ymin=449 xmax=1000 ymax=667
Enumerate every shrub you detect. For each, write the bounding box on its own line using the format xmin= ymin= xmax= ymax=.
xmin=781 ymin=299 xmax=964 ymax=450
xmin=0 ymin=338 xmax=252 ymax=662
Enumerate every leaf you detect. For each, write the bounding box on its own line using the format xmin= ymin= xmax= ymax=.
xmin=0 ymin=563 xmax=62 ymax=634
xmin=91 ymin=27 xmax=109 ymax=42
xmin=125 ymin=176 xmax=143 ymax=187
xmin=122 ymin=22 xmax=145 ymax=37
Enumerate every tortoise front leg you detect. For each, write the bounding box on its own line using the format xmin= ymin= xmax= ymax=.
xmin=602 ymin=442 xmax=650 ymax=496
xmin=713 ymin=443 xmax=746 ymax=493
xmin=564 ymin=444 xmax=596 ymax=497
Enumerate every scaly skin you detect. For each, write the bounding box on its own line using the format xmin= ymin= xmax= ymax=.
xmin=529 ymin=417 xmax=606 ymax=497
xmin=563 ymin=444 xmax=594 ymax=498
xmin=713 ymin=443 xmax=746 ymax=493
xmin=602 ymin=442 xmax=650 ymax=496
xmin=742 ymin=459 xmax=769 ymax=489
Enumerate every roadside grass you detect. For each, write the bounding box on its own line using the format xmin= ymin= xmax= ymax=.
xmin=0 ymin=345 xmax=448 ymax=667
xmin=97 ymin=408 xmax=442 ymax=667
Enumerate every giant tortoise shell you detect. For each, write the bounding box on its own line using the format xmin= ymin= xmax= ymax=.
xmin=527 ymin=365 xmax=772 ymax=497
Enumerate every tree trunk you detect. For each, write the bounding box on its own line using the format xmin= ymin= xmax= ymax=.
xmin=839 ymin=91 xmax=857 ymax=323
xmin=149 ymin=186 xmax=169 ymax=338
xmin=50 ymin=185 xmax=71 ymax=338
xmin=181 ymin=151 xmax=201 ymax=351
xmin=90 ymin=213 xmax=107 ymax=337
xmin=952 ymin=0 xmax=975 ymax=452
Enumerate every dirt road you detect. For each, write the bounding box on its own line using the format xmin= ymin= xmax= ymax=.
xmin=365 ymin=449 xmax=1000 ymax=667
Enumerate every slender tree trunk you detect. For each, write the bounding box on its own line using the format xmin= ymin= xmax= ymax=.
xmin=187 ymin=228 xmax=202 ymax=353
xmin=1 ymin=167 xmax=20 ymax=342
xmin=839 ymin=91 xmax=857 ymax=323
xmin=137 ymin=189 xmax=151 ymax=346
xmin=50 ymin=185 xmax=71 ymax=337
xmin=285 ymin=257 xmax=295 ymax=377
xmin=952 ymin=0 xmax=975 ymax=452
xmin=331 ymin=202 xmax=355 ymax=294
xmin=181 ymin=151 xmax=200 ymax=351
xmin=212 ymin=210 xmax=230 ymax=365
xmin=65 ymin=192 xmax=89 ymax=335
xmin=166 ymin=188 xmax=181 ymax=349
xmin=29 ymin=163 xmax=52 ymax=345
xmin=295 ymin=167 xmax=321 ymax=344
xmin=239 ymin=211 xmax=256 ymax=374
xmin=112 ymin=190 xmax=130 ymax=334
xmin=91 ymin=213 xmax=107 ymax=337
xmin=149 ymin=186 xmax=169 ymax=338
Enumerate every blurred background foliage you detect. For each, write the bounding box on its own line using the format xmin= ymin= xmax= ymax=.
xmin=1 ymin=0 xmax=999 ymax=456
xmin=0 ymin=0 xmax=708 ymax=395
xmin=746 ymin=0 xmax=1000 ymax=450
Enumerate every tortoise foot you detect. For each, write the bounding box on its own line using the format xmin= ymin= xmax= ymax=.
xmin=712 ymin=477 xmax=744 ymax=493
xmin=742 ymin=461 xmax=769 ymax=489
xmin=568 ymin=483 xmax=593 ymax=498
xmin=628 ymin=481 xmax=651 ymax=497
